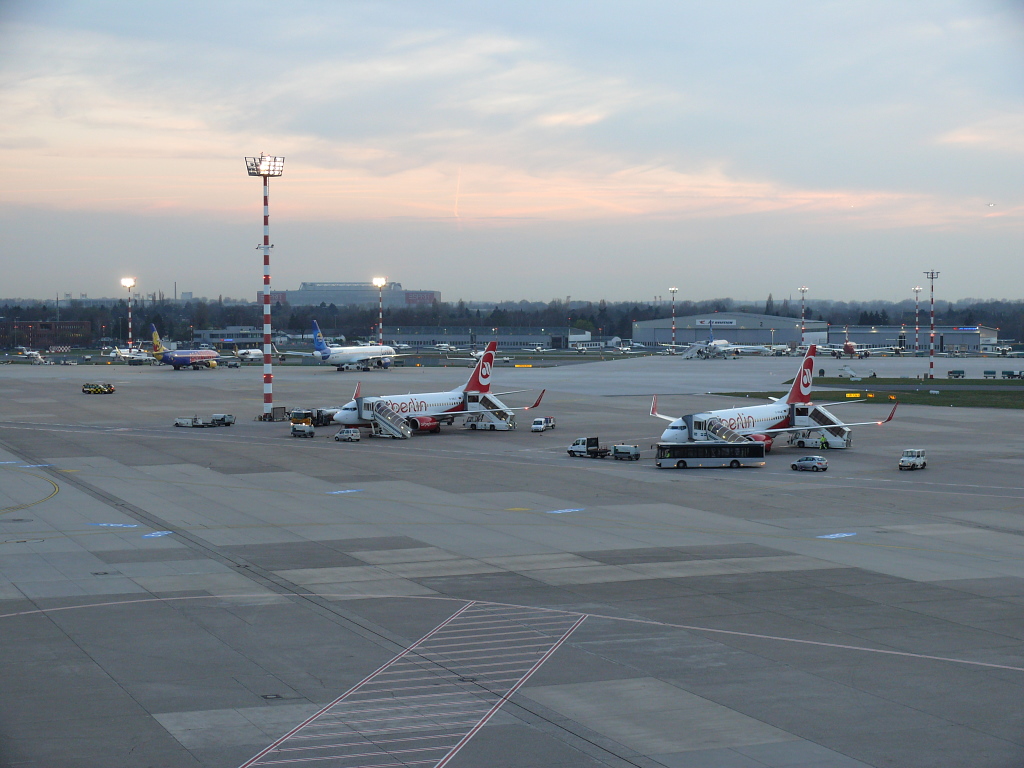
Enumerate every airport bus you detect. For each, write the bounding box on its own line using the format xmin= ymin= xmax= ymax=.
xmin=655 ymin=441 xmax=766 ymax=469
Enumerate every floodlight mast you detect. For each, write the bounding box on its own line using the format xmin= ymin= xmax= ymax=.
xmin=372 ymin=277 xmax=387 ymax=346
xmin=121 ymin=277 xmax=136 ymax=348
xmin=245 ymin=154 xmax=285 ymax=419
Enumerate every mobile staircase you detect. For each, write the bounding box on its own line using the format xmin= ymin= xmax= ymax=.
xmin=360 ymin=399 xmax=412 ymax=439
xmin=464 ymin=392 xmax=516 ymax=431
xmin=702 ymin=418 xmax=753 ymax=444
xmin=787 ymin=404 xmax=851 ymax=448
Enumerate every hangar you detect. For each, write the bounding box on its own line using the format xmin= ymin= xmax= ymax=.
xmin=632 ymin=312 xmax=827 ymax=347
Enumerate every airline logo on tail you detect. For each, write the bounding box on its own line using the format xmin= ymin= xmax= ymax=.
xmin=785 ymin=345 xmax=816 ymax=404
xmin=311 ymin=321 xmax=330 ymax=360
xmin=150 ymin=325 xmax=166 ymax=357
xmin=463 ymin=342 xmax=497 ymax=393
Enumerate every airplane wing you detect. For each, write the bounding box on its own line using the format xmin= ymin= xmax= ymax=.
xmin=760 ymin=403 xmax=898 ymax=434
xmin=649 ymin=395 xmax=678 ymax=422
xmin=452 ymin=390 xmax=547 ymax=418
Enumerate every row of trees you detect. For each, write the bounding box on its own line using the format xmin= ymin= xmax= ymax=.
xmin=2 ymin=295 xmax=1023 ymax=344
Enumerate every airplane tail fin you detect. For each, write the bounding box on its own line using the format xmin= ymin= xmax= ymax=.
xmin=353 ymin=382 xmax=361 ymax=400
xmin=785 ymin=345 xmax=817 ymax=404
xmin=462 ymin=341 xmax=497 ymax=393
xmin=150 ymin=325 xmax=166 ymax=356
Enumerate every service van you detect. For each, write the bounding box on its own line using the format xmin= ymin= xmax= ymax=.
xmin=898 ymin=449 xmax=927 ymax=470
xmin=531 ymin=416 xmax=556 ymax=432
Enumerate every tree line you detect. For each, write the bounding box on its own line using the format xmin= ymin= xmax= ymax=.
xmin=2 ymin=294 xmax=1022 ymax=344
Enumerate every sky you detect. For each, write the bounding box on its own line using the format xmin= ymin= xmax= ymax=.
xmin=1 ymin=0 xmax=1021 ymax=304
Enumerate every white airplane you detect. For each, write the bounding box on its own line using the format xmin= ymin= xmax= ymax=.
xmin=528 ymin=345 xmax=556 ymax=353
xmin=12 ymin=349 xmax=48 ymax=364
xmin=650 ymin=344 xmax=897 ymax=451
xmin=332 ymin=341 xmax=545 ymax=434
xmin=447 ymin=349 xmax=514 ymax=365
xmin=281 ymin=321 xmax=398 ymax=371
xmin=429 ymin=342 xmax=467 ymax=352
xmin=109 ymin=346 xmax=156 ymax=363
xmin=661 ymin=328 xmax=777 ymax=359
xmin=821 ymin=326 xmax=905 ymax=358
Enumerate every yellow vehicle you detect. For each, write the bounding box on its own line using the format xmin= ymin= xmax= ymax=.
xmin=82 ymin=382 xmax=116 ymax=394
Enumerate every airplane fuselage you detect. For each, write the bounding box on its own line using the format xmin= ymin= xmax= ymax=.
xmin=333 ymin=389 xmax=466 ymax=426
xmin=155 ymin=349 xmax=218 ymax=368
xmin=318 ymin=345 xmax=396 ymax=366
xmin=661 ymin=402 xmax=791 ymax=442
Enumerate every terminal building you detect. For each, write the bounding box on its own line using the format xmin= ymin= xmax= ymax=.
xmin=632 ymin=312 xmax=827 ymax=347
xmin=257 ymin=282 xmax=441 ymax=308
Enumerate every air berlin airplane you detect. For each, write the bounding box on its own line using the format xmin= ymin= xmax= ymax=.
xmin=332 ymin=341 xmax=544 ymax=433
xmin=650 ymin=345 xmax=896 ymax=451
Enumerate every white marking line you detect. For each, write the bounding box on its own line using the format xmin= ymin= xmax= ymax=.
xmin=6 ymin=595 xmax=1021 ymax=675
xmin=241 ymin=604 xmax=585 ymax=768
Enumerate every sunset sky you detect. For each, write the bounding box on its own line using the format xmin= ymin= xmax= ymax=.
xmin=1 ymin=1 xmax=1021 ymax=303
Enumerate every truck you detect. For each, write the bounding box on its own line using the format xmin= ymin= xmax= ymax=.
xmin=898 ymin=448 xmax=927 ymax=470
xmin=290 ymin=408 xmax=316 ymax=438
xmin=531 ymin=416 xmax=556 ymax=432
xmin=567 ymin=437 xmax=610 ymax=458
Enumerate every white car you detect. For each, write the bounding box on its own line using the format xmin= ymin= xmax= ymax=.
xmin=334 ymin=428 xmax=361 ymax=442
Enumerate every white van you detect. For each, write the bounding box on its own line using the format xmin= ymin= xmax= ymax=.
xmin=531 ymin=416 xmax=556 ymax=432
xmin=898 ymin=449 xmax=926 ymax=470
xmin=334 ymin=428 xmax=361 ymax=442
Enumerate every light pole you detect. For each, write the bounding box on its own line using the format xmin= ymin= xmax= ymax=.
xmin=913 ymin=285 xmax=922 ymax=355
xmin=669 ymin=287 xmax=678 ymax=348
xmin=372 ymin=277 xmax=387 ymax=346
xmin=245 ymin=154 xmax=285 ymax=419
xmin=121 ymin=277 xmax=136 ymax=348
xmin=924 ymin=271 xmax=940 ymax=378
xmin=798 ymin=286 xmax=808 ymax=345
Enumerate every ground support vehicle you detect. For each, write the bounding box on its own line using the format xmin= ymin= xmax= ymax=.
xmin=174 ymin=416 xmax=222 ymax=428
xmin=1002 ymin=371 xmax=1022 ymax=379
xmin=291 ymin=423 xmax=315 ymax=438
xmin=531 ymin=416 xmax=556 ymax=432
xmin=947 ymin=370 xmax=965 ymax=379
xmin=611 ymin=444 xmax=640 ymax=461
xmin=567 ymin=437 xmax=610 ymax=458
xmin=791 ymin=455 xmax=828 ymax=471
xmin=210 ymin=414 xmax=236 ymax=427
xmin=82 ymin=382 xmax=115 ymax=394
xmin=898 ymin=448 xmax=927 ymax=470
xmin=334 ymin=428 xmax=361 ymax=442
xmin=655 ymin=442 xmax=765 ymax=469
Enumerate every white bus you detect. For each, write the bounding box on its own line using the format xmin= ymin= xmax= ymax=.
xmin=655 ymin=442 xmax=766 ymax=469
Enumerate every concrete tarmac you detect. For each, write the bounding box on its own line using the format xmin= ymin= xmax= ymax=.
xmin=1 ymin=356 xmax=1023 ymax=768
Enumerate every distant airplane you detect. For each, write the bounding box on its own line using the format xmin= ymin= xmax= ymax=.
xmin=150 ymin=326 xmax=224 ymax=369
xmin=660 ymin=328 xmax=780 ymax=358
xmin=280 ymin=321 xmax=397 ymax=371
xmin=821 ymin=326 xmax=904 ymax=358
xmin=447 ymin=349 xmax=514 ymax=366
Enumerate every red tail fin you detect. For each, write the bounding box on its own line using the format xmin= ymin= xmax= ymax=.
xmin=462 ymin=341 xmax=497 ymax=393
xmin=785 ymin=345 xmax=816 ymax=404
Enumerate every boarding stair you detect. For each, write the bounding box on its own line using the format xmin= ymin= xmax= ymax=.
xmin=464 ymin=393 xmax=515 ymax=431
xmin=788 ymin=404 xmax=850 ymax=448
xmin=362 ymin=400 xmax=412 ymax=439
xmin=702 ymin=418 xmax=753 ymax=444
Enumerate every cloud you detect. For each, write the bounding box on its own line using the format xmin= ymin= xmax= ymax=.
xmin=937 ymin=114 xmax=1024 ymax=154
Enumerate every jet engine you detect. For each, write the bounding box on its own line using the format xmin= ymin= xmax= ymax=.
xmin=207 ymin=360 xmax=218 ymax=369
xmin=407 ymin=416 xmax=441 ymax=433
xmin=749 ymin=434 xmax=773 ymax=453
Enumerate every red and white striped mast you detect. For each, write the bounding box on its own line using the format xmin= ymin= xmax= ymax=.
xmin=912 ymin=285 xmax=922 ymax=355
xmin=924 ymin=271 xmax=939 ymax=378
xmin=245 ymin=154 xmax=285 ymax=419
